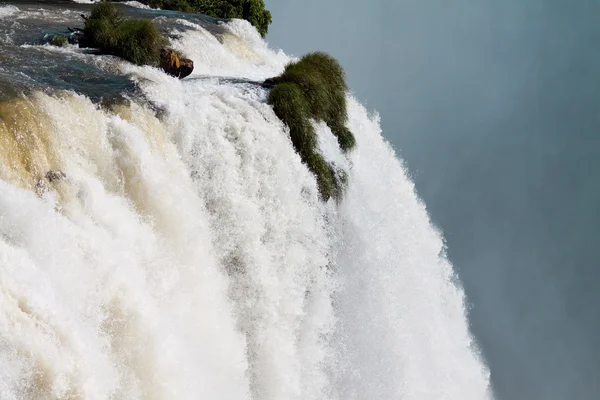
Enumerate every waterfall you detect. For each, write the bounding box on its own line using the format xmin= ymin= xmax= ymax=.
xmin=0 ymin=4 xmax=492 ymax=399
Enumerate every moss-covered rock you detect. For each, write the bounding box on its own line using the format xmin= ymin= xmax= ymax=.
xmin=82 ymin=3 xmax=194 ymax=78
xmin=84 ymin=2 xmax=167 ymax=66
xmin=267 ymin=52 xmax=355 ymax=201
xmin=50 ymin=35 xmax=68 ymax=47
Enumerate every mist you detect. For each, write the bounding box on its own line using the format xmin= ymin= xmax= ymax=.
xmin=266 ymin=1 xmax=600 ymax=399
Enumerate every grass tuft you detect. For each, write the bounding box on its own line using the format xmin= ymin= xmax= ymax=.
xmin=267 ymin=52 xmax=355 ymax=201
xmin=50 ymin=35 xmax=68 ymax=47
xmin=85 ymin=2 xmax=167 ymax=66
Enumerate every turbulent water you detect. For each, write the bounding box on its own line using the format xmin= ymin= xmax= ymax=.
xmin=0 ymin=2 xmax=492 ymax=399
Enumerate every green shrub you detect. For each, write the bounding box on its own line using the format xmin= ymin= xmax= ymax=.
xmin=241 ymin=0 xmax=272 ymax=37
xmin=277 ymin=52 xmax=355 ymax=151
xmin=267 ymin=53 xmax=355 ymax=201
xmin=85 ymin=2 xmax=167 ymax=65
xmin=50 ymin=35 xmax=68 ymax=47
xmin=134 ymin=0 xmax=272 ymax=37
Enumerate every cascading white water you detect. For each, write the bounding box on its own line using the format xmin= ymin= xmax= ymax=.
xmin=0 ymin=5 xmax=492 ymax=399
xmin=324 ymin=99 xmax=492 ymax=399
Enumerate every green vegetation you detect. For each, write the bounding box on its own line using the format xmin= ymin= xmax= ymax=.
xmin=85 ymin=2 xmax=167 ymax=65
xmin=138 ymin=0 xmax=272 ymax=37
xmin=50 ymin=35 xmax=68 ymax=47
xmin=267 ymin=52 xmax=355 ymax=201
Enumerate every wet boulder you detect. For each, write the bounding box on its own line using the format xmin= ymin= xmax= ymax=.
xmin=35 ymin=170 xmax=67 ymax=197
xmin=66 ymin=27 xmax=91 ymax=48
xmin=46 ymin=170 xmax=67 ymax=183
xmin=178 ymin=58 xmax=194 ymax=79
xmin=262 ymin=76 xmax=280 ymax=88
xmin=159 ymin=49 xmax=194 ymax=79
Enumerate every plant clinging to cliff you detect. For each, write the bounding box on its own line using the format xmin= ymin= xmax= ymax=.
xmin=267 ymin=52 xmax=354 ymax=201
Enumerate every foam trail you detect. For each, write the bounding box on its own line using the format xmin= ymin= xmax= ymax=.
xmin=322 ymin=97 xmax=492 ymax=399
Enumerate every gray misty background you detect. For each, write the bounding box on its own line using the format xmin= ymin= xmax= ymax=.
xmin=265 ymin=1 xmax=600 ymax=399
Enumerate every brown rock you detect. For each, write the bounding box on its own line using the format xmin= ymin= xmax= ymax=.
xmin=160 ymin=49 xmax=194 ymax=79
xmin=178 ymin=58 xmax=194 ymax=79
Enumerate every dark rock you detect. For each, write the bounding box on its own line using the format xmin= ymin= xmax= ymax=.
xmin=34 ymin=170 xmax=67 ymax=196
xmin=178 ymin=58 xmax=194 ymax=79
xmin=45 ymin=170 xmax=66 ymax=183
xmin=34 ymin=179 xmax=47 ymax=197
xmin=159 ymin=49 xmax=194 ymax=79
xmin=68 ymin=30 xmax=91 ymax=47
xmin=262 ymin=77 xmax=280 ymax=88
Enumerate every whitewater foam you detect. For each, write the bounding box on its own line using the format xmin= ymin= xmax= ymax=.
xmin=0 ymin=5 xmax=18 ymax=19
xmin=122 ymin=1 xmax=152 ymax=9
xmin=327 ymin=98 xmax=492 ymax=399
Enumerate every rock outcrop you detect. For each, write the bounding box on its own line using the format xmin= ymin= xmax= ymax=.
xmin=35 ymin=170 xmax=67 ymax=197
xmin=159 ymin=49 xmax=194 ymax=79
xmin=262 ymin=77 xmax=280 ymax=88
xmin=45 ymin=170 xmax=66 ymax=183
xmin=67 ymin=27 xmax=91 ymax=47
